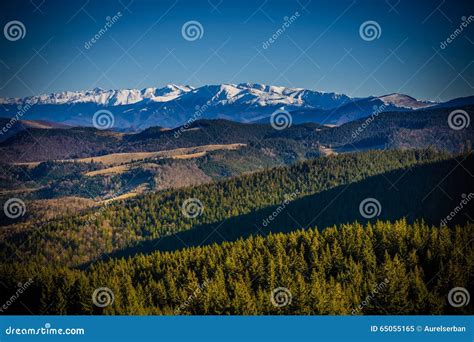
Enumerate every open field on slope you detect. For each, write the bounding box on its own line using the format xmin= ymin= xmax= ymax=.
xmin=318 ymin=145 xmax=338 ymax=156
xmin=101 ymin=184 xmax=149 ymax=204
xmin=0 ymin=196 xmax=97 ymax=231
xmin=14 ymin=143 xmax=246 ymax=167
xmin=85 ymin=165 xmax=130 ymax=176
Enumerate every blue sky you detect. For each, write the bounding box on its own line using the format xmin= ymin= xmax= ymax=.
xmin=0 ymin=0 xmax=473 ymax=101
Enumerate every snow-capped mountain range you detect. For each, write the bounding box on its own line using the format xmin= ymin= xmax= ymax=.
xmin=0 ymin=83 xmax=355 ymax=108
xmin=0 ymin=83 xmax=443 ymax=129
xmin=0 ymin=84 xmax=195 ymax=106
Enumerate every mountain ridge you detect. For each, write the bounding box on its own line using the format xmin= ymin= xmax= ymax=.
xmin=1 ymin=83 xmax=470 ymax=129
xmin=1 ymin=104 xmax=472 ymax=164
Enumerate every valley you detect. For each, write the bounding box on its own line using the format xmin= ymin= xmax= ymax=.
xmin=0 ymin=85 xmax=472 ymax=316
xmin=1 ymin=0 xmax=473 ymax=326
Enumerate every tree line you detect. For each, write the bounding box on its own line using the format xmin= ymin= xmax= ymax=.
xmin=0 ymin=220 xmax=472 ymax=315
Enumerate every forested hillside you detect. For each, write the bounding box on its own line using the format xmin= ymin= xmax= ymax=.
xmin=110 ymin=153 xmax=473 ymax=259
xmin=0 ymin=149 xmax=451 ymax=266
xmin=0 ymin=139 xmax=319 ymax=202
xmin=1 ymin=105 xmax=472 ymax=164
xmin=0 ymin=0 xmax=472 ymax=321
xmin=1 ymin=220 xmax=472 ymax=315
xmin=313 ymin=105 xmax=474 ymax=152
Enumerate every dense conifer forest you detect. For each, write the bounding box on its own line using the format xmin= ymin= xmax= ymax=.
xmin=0 ymin=149 xmax=472 ymax=315
xmin=0 ymin=149 xmax=455 ymax=266
xmin=1 ymin=220 xmax=472 ymax=315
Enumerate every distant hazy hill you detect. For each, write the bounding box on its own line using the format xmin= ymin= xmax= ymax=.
xmin=0 ymin=118 xmax=70 ymax=142
xmin=1 ymin=104 xmax=471 ymax=163
xmin=287 ymin=93 xmax=436 ymax=125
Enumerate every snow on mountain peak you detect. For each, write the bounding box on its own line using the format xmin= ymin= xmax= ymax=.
xmin=0 ymin=84 xmax=195 ymax=106
xmin=0 ymin=84 xmax=434 ymax=114
xmin=377 ymin=93 xmax=434 ymax=109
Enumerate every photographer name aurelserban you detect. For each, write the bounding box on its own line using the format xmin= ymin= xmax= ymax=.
xmin=422 ymin=325 xmax=466 ymax=333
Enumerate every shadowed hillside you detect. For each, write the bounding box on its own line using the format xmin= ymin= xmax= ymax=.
xmin=105 ymin=154 xmax=474 ymax=259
